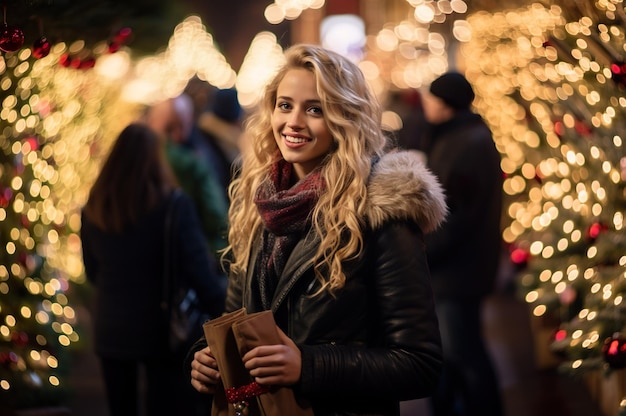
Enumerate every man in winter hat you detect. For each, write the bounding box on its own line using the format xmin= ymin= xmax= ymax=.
xmin=421 ymin=71 xmax=505 ymax=416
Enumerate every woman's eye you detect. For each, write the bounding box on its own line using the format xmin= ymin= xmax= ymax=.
xmin=277 ymin=102 xmax=291 ymax=110
xmin=308 ymin=106 xmax=323 ymax=115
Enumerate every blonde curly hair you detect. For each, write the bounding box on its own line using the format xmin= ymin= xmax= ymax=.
xmin=226 ymin=44 xmax=388 ymax=295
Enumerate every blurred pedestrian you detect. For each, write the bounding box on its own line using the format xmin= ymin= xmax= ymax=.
xmin=143 ymin=95 xmax=229 ymax=256
xmin=194 ymin=88 xmax=244 ymax=200
xmin=421 ymin=71 xmax=504 ymax=416
xmin=80 ymin=123 xmax=227 ymax=416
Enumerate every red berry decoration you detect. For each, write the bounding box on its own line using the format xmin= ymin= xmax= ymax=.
xmin=550 ymin=328 xmax=568 ymax=359
xmin=602 ymin=334 xmax=626 ymax=369
xmin=108 ymin=27 xmax=133 ymax=53
xmin=510 ymin=247 xmax=530 ymax=267
xmin=59 ymin=53 xmax=72 ymax=67
xmin=69 ymin=57 xmax=81 ymax=69
xmin=0 ymin=24 xmax=24 ymax=52
xmin=32 ymin=36 xmax=51 ymax=59
xmin=586 ymin=222 xmax=608 ymax=242
xmin=611 ymin=61 xmax=626 ymax=88
xmin=115 ymin=27 xmax=132 ymax=43
xmin=553 ymin=119 xmax=565 ymax=137
xmin=79 ymin=56 xmax=96 ymax=69
xmin=108 ymin=42 xmax=121 ymax=53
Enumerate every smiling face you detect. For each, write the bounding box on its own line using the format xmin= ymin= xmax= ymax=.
xmin=271 ymin=68 xmax=333 ymax=180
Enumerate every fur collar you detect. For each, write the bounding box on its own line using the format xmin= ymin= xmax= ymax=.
xmin=365 ymin=150 xmax=447 ymax=233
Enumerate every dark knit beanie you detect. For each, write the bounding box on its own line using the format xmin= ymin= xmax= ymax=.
xmin=212 ymin=88 xmax=242 ymax=122
xmin=429 ymin=72 xmax=475 ymax=109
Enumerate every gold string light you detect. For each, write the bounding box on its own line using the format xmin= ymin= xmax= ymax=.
xmin=363 ymin=0 xmax=470 ymax=91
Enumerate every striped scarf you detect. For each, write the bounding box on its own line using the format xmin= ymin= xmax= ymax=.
xmin=253 ymin=159 xmax=325 ymax=309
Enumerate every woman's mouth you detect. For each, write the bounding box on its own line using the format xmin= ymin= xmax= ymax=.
xmin=284 ymin=134 xmax=312 ymax=144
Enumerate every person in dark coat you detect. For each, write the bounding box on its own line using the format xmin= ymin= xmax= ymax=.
xmin=186 ymin=44 xmax=447 ymax=416
xmin=194 ymin=88 xmax=244 ymax=200
xmin=80 ymin=123 xmax=227 ymax=416
xmin=421 ymin=71 xmax=504 ymax=416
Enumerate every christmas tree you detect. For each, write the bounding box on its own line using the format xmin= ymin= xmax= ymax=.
xmin=0 ymin=41 xmax=141 ymax=412
xmin=0 ymin=1 xmax=202 ymax=411
xmin=461 ymin=0 xmax=625 ymax=410
xmin=0 ymin=6 xmax=236 ymax=408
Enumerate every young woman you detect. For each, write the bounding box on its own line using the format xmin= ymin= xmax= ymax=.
xmin=188 ymin=44 xmax=447 ymax=416
xmin=81 ymin=123 xmax=227 ymax=416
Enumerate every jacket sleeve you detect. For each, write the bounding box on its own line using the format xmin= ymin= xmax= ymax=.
xmin=298 ymin=221 xmax=442 ymax=401
xmin=172 ymin=193 xmax=227 ymax=318
xmin=183 ymin=236 xmax=244 ymax=376
xmin=79 ymin=212 xmax=99 ymax=285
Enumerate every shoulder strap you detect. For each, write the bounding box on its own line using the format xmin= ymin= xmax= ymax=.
xmin=161 ymin=189 xmax=184 ymax=312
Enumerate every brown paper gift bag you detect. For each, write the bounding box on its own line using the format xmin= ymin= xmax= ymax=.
xmin=203 ymin=309 xmax=313 ymax=416
xmin=203 ymin=308 xmax=251 ymax=416
xmin=232 ymin=311 xmax=314 ymax=416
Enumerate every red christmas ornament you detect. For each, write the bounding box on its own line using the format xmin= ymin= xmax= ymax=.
xmin=32 ymin=36 xmax=51 ymax=59
xmin=554 ymin=328 xmax=567 ymax=342
xmin=23 ymin=136 xmax=39 ymax=151
xmin=113 ymin=27 xmax=133 ymax=44
xmin=550 ymin=328 xmax=568 ymax=359
xmin=611 ymin=61 xmax=626 ymax=88
xmin=0 ymin=24 xmax=24 ymax=52
xmin=510 ymin=247 xmax=530 ymax=266
xmin=58 ymin=52 xmax=96 ymax=70
xmin=586 ymin=222 xmax=608 ymax=241
xmin=0 ymin=187 xmax=8 ymax=207
xmin=79 ymin=57 xmax=96 ymax=69
xmin=603 ymin=334 xmax=626 ymax=369
xmin=59 ymin=53 xmax=72 ymax=67
xmin=553 ymin=120 xmax=565 ymax=137
xmin=108 ymin=27 xmax=133 ymax=53
xmin=107 ymin=42 xmax=121 ymax=53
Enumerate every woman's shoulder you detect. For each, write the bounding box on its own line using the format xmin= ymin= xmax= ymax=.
xmin=168 ymin=189 xmax=195 ymax=213
xmin=364 ymin=150 xmax=447 ymax=233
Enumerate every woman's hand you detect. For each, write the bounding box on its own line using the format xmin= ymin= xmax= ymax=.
xmin=241 ymin=326 xmax=302 ymax=386
xmin=190 ymin=346 xmax=221 ymax=394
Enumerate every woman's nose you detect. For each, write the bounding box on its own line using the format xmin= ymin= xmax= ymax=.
xmin=287 ymin=110 xmax=305 ymax=127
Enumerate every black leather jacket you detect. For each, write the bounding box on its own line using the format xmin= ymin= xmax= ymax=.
xmin=188 ymin=151 xmax=447 ymax=416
